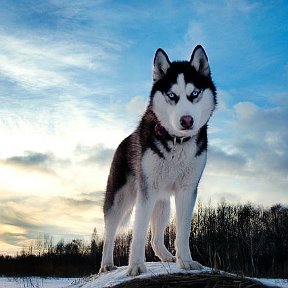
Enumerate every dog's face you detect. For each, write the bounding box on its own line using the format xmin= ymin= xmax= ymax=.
xmin=151 ymin=46 xmax=216 ymax=138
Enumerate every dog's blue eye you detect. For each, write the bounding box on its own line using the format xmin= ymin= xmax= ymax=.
xmin=187 ymin=89 xmax=202 ymax=102
xmin=191 ymin=89 xmax=201 ymax=97
xmin=166 ymin=91 xmax=177 ymax=100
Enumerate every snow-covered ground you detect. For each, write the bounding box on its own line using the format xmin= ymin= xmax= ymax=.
xmin=68 ymin=262 xmax=213 ymax=287
xmin=67 ymin=262 xmax=288 ymax=288
xmin=0 ymin=277 xmax=75 ymax=288
xmin=1 ymin=263 xmax=288 ymax=288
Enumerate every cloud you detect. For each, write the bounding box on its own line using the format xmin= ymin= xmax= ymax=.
xmin=59 ymin=191 xmax=104 ymax=209
xmin=0 ymin=31 xmax=114 ymax=93
xmin=181 ymin=0 xmax=267 ymax=82
xmin=0 ymin=191 xmax=105 ymax=253
xmin=7 ymin=151 xmax=54 ymax=168
xmin=231 ymin=101 xmax=288 ymax=178
xmin=76 ymin=144 xmax=114 ymax=166
xmin=209 ymin=88 xmax=288 ymax=175
xmin=199 ymin=90 xmax=288 ymax=206
xmin=0 ymin=0 xmax=134 ymax=99
xmin=225 ymin=0 xmax=260 ymax=13
xmin=3 ymin=151 xmax=72 ymax=180
xmin=0 ymin=158 xmax=75 ymax=198
xmin=126 ymin=96 xmax=147 ymax=116
xmin=184 ymin=21 xmax=208 ymax=51
xmin=191 ymin=0 xmax=259 ymax=16
xmin=207 ymin=147 xmax=247 ymax=176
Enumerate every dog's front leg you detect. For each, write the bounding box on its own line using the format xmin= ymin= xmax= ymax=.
xmin=127 ymin=191 xmax=156 ymax=276
xmin=175 ymin=188 xmax=203 ymax=270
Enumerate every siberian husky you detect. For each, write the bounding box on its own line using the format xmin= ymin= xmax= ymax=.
xmin=100 ymin=45 xmax=217 ymax=276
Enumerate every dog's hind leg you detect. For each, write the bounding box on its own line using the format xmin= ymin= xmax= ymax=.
xmin=100 ymin=184 xmax=135 ymax=273
xmin=151 ymin=200 xmax=175 ymax=262
xmin=100 ymin=209 xmax=119 ymax=272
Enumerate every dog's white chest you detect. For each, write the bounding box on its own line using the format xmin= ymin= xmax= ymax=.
xmin=142 ymin=141 xmax=206 ymax=194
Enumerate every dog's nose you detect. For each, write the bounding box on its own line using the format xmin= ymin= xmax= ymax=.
xmin=180 ymin=115 xmax=193 ymax=129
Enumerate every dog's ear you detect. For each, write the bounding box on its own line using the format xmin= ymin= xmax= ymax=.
xmin=153 ymin=48 xmax=171 ymax=83
xmin=190 ymin=45 xmax=210 ymax=76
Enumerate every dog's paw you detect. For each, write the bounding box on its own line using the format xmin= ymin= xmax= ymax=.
xmin=154 ymin=248 xmax=176 ymax=263
xmin=127 ymin=263 xmax=147 ymax=276
xmin=177 ymin=259 xmax=203 ymax=270
xmin=99 ymin=264 xmax=117 ymax=273
xmin=161 ymin=255 xmax=176 ymax=263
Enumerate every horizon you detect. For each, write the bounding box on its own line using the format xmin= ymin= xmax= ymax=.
xmin=1 ymin=201 xmax=287 ymax=257
xmin=0 ymin=0 xmax=287 ymax=255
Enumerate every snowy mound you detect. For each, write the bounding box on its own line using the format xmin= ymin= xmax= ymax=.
xmin=68 ymin=262 xmax=211 ymax=287
xmin=66 ymin=262 xmax=287 ymax=288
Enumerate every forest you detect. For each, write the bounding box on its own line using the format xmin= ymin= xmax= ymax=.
xmin=0 ymin=202 xmax=287 ymax=278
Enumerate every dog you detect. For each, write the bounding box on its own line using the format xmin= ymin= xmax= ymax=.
xmin=100 ymin=45 xmax=216 ymax=276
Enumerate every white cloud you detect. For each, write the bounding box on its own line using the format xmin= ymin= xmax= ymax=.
xmin=0 ymin=161 xmax=72 ymax=197
xmin=191 ymin=0 xmax=259 ymax=15
xmin=0 ymin=31 xmax=115 ymax=92
xmin=199 ymin=171 xmax=287 ymax=207
xmin=200 ymin=91 xmax=288 ymax=206
xmin=0 ymin=190 xmax=105 ymax=254
xmin=184 ymin=21 xmax=208 ymax=51
xmin=126 ymin=96 xmax=147 ymax=115
xmin=225 ymin=0 xmax=260 ymax=13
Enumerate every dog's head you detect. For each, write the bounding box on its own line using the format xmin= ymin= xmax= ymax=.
xmin=150 ymin=45 xmax=216 ymax=138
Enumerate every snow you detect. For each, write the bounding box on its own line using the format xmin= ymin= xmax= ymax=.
xmin=1 ymin=263 xmax=287 ymax=288
xmin=257 ymin=278 xmax=288 ymax=288
xmin=66 ymin=262 xmax=212 ymax=288
xmin=66 ymin=262 xmax=288 ymax=288
xmin=0 ymin=277 xmax=75 ymax=288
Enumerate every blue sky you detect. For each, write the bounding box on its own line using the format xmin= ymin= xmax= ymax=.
xmin=0 ymin=0 xmax=287 ymax=255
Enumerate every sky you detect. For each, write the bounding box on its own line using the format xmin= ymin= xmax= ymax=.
xmin=0 ymin=0 xmax=287 ymax=255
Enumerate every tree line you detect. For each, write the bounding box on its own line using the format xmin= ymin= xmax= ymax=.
xmin=0 ymin=202 xmax=287 ymax=278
